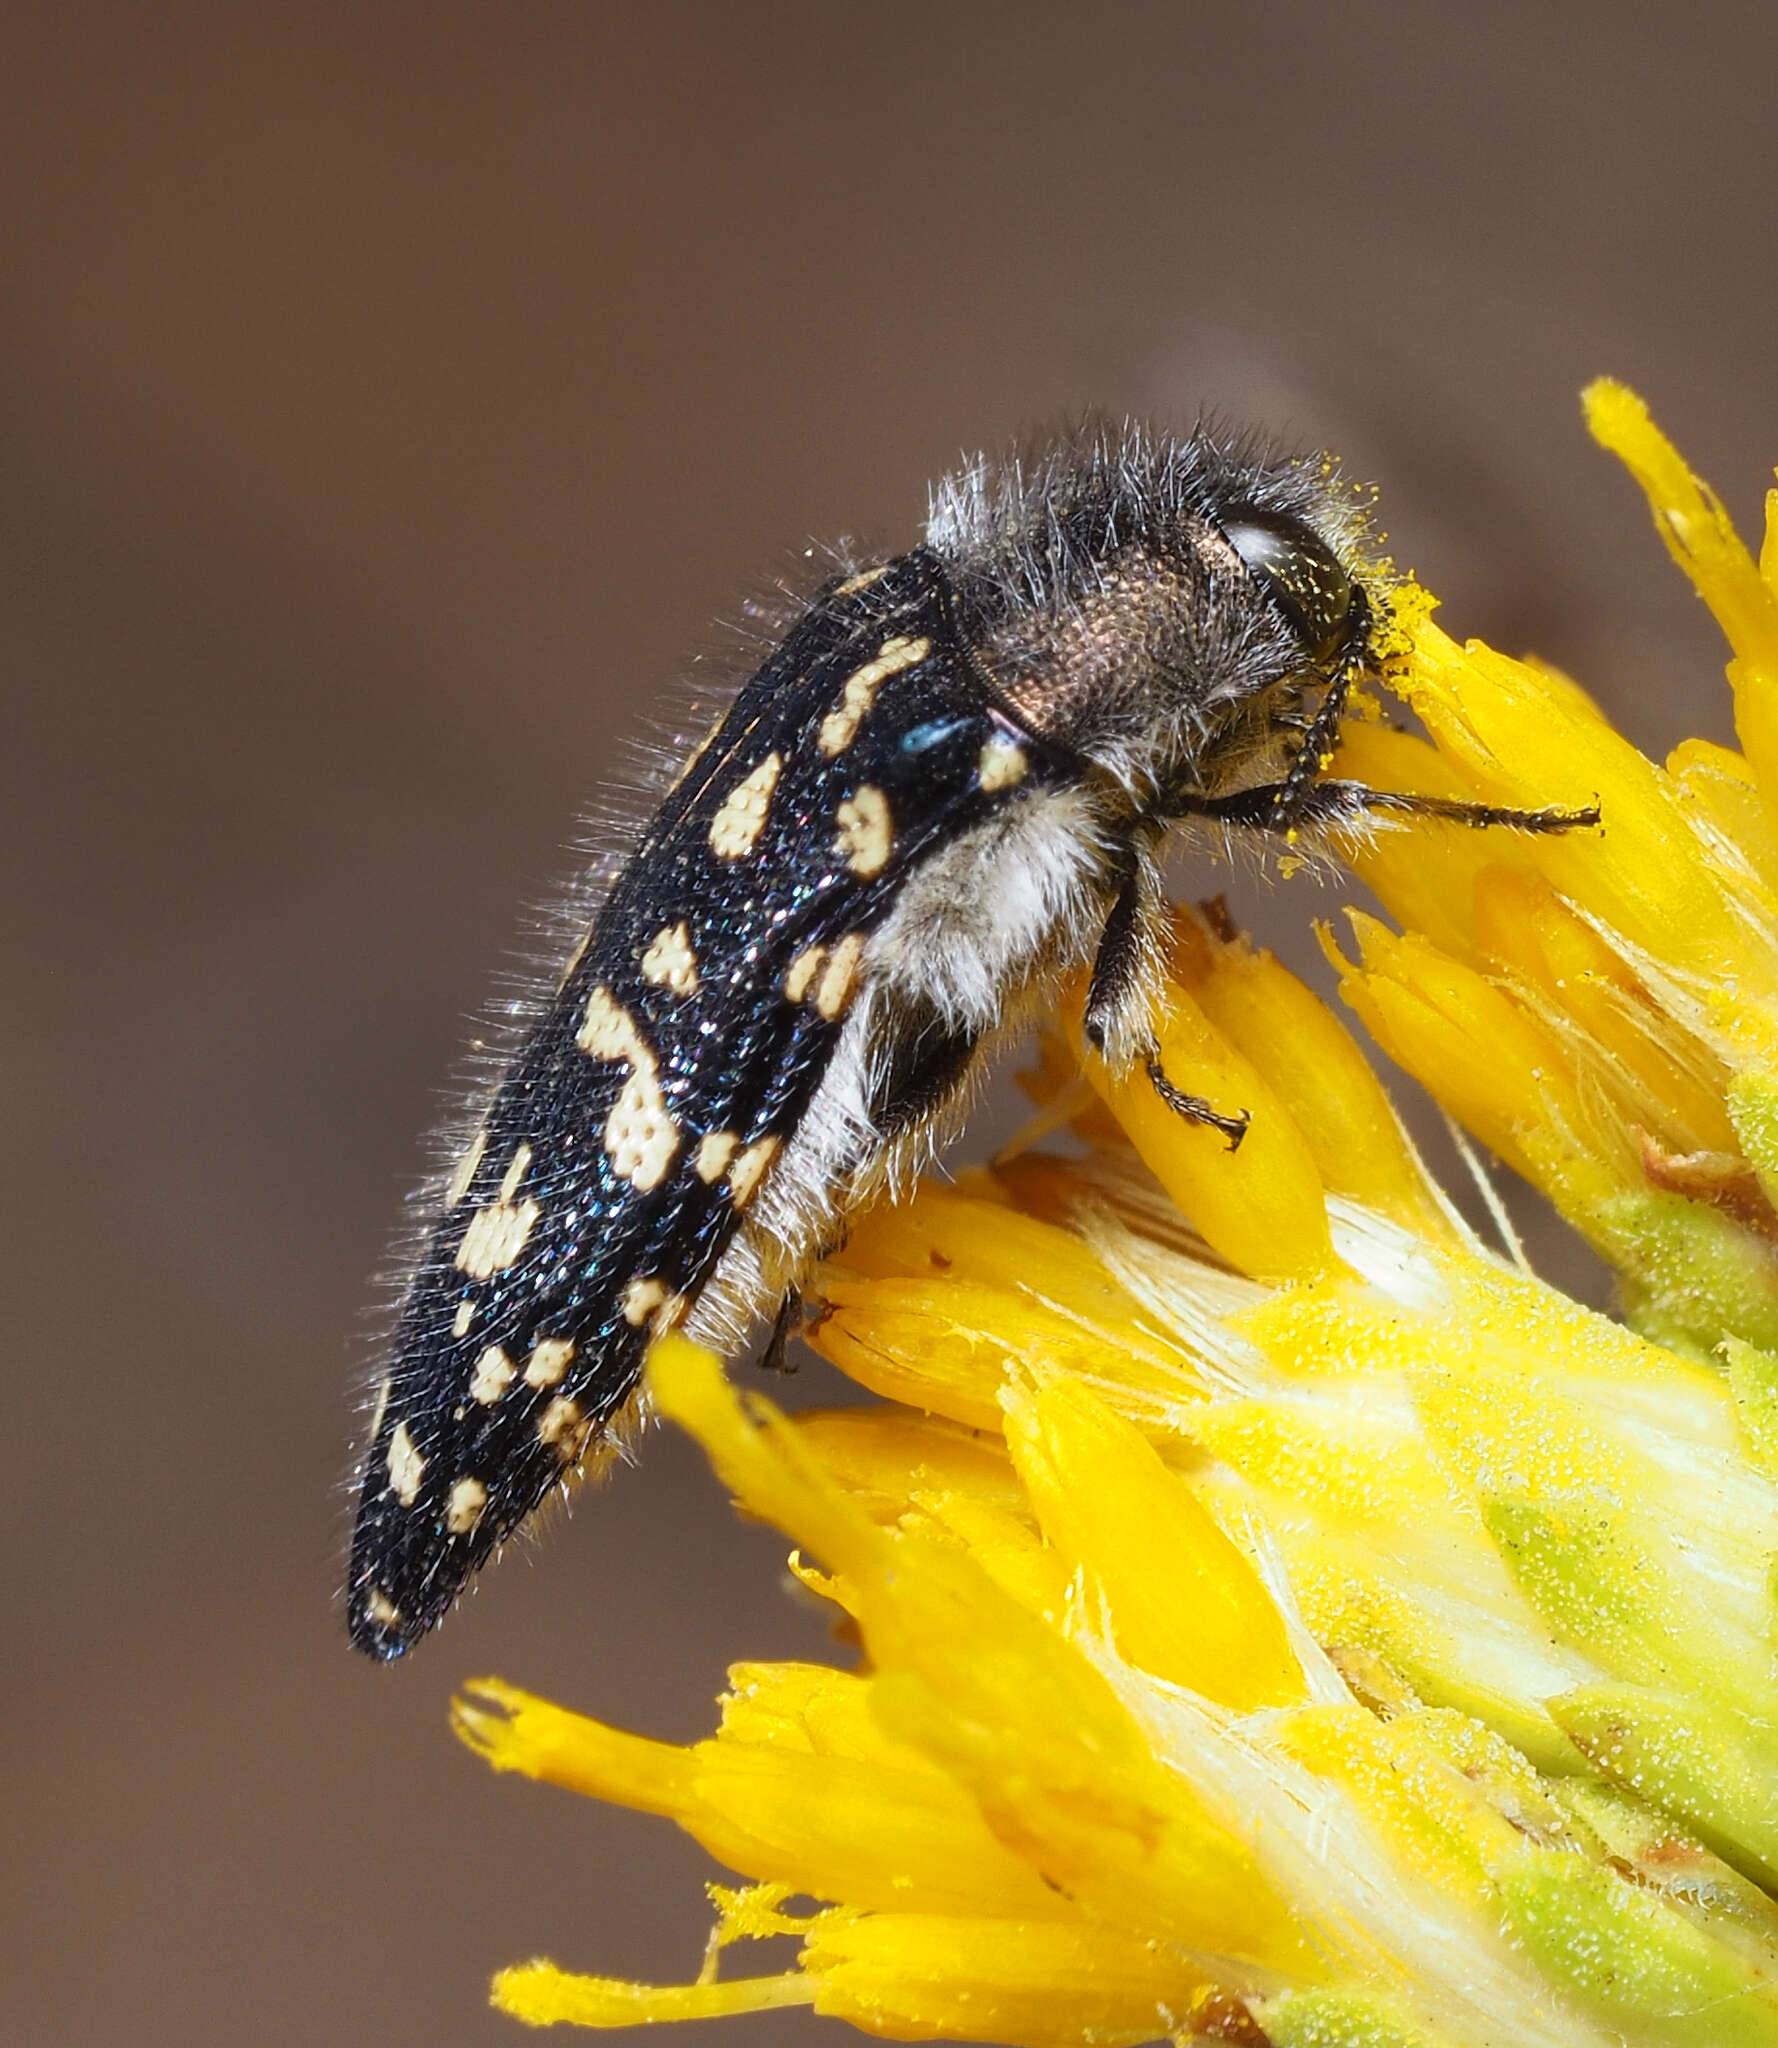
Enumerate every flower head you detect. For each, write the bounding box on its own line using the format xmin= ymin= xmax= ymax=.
xmin=455 ymin=390 xmax=1778 ymax=2046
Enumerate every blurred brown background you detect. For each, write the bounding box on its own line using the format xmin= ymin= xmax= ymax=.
xmin=5 ymin=4 xmax=1777 ymax=2043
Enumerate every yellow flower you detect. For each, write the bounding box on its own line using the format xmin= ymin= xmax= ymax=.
xmin=1326 ymin=384 xmax=1778 ymax=1358
xmin=456 ymin=392 xmax=1778 ymax=2046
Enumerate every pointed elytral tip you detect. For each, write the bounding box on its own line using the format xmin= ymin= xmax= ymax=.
xmin=347 ymin=1586 xmax=421 ymax=1663
xmin=349 ymin=1621 xmax=413 ymax=1664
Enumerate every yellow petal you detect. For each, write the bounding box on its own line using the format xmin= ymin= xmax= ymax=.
xmin=1585 ymin=378 xmax=1778 ymax=813
xmin=647 ymin=1337 xmax=1319 ymax=1975
xmin=800 ymin=1912 xmax=1228 ymax=2048
xmin=1330 ymin=912 xmax=1630 ymax=1208
xmin=1668 ymin=737 xmax=1778 ymax=900
xmin=1065 ymin=972 xmax=1337 ymax=1280
xmin=788 ymin=1405 xmax=1025 ymax=1524
xmin=809 ymin=1270 xmax=1202 ymax=1436
xmin=1329 ymin=718 xmax=1541 ymax=963
xmin=492 ymin=1961 xmax=814 ymax=2028
xmin=1272 ymin=1704 xmax=1528 ymax=1899
xmin=1001 ymin=1369 xmax=1306 ymax=1710
xmin=1470 ymin=863 xmax=1738 ymax=1155
xmin=1170 ymin=907 xmax=1459 ymax=1245
xmin=454 ymin=1674 xmax=1075 ymax=1922
xmin=828 ymin=1183 xmax=1143 ymax=1313
xmin=810 ymin=1276 xmax=1035 ymax=1431
xmin=908 ymin=1489 xmax=1074 ymax=1623
xmin=453 ymin=1677 xmax=695 ymax=1810
xmin=1398 ymin=611 xmax=1778 ymax=1066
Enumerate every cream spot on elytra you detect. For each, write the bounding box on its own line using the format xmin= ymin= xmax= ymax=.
xmin=525 ymin=1336 xmax=576 ymax=1387
xmin=445 ymin=1129 xmax=487 ymax=1206
xmin=815 ymin=932 xmax=866 ymax=1020
xmin=456 ymin=1196 xmax=541 ymax=1279
xmin=387 ymin=1422 xmax=425 ymax=1506
xmin=451 ymin=1299 xmax=475 ymax=1338
xmin=469 ymin=1344 xmax=516 ymax=1404
xmin=784 ymin=943 xmax=825 ymax=1004
xmin=365 ymin=1587 xmax=401 ymax=1628
xmin=578 ymin=985 xmax=646 ymax=1064
xmin=556 ymin=924 xmax=594 ymax=990
xmin=622 ymin=1275 xmax=670 ymax=1327
xmin=667 ymin=705 xmax=728 ymax=795
xmin=835 ymin=786 xmax=892 ymax=876
xmin=708 ymin=752 xmax=782 ymax=859
xmin=498 ymin=1142 xmax=533 ymax=1204
xmin=538 ymin=1394 xmax=591 ymax=1459
xmin=578 ymin=985 xmax=678 ymax=1191
xmin=694 ymin=1129 xmax=740 ymax=1183
xmin=818 ymin=634 xmax=930 ymax=756
xmin=727 ymin=1134 xmax=781 ymax=1211
xmin=446 ymin=1477 xmax=487 ymax=1535
xmin=605 ymin=1069 xmax=679 ymax=1191
xmin=640 ymin=920 xmax=699 ymax=996
xmin=977 ymin=738 xmax=1029 ymax=791
xmin=831 ymin=563 xmax=890 ymax=597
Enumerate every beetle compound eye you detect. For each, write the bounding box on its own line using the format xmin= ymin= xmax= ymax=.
xmin=1221 ymin=512 xmax=1355 ymax=662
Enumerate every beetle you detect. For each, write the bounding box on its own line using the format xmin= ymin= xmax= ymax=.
xmin=346 ymin=420 xmax=1591 ymax=1657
